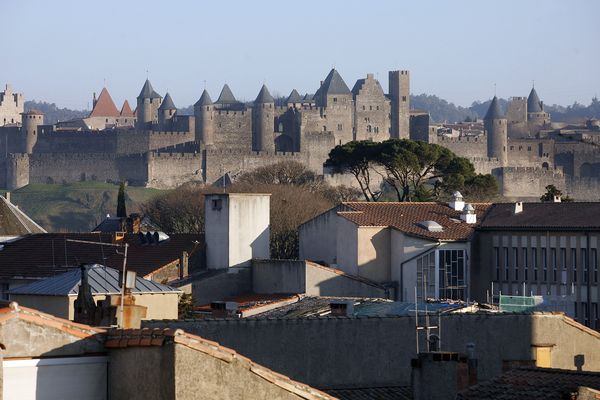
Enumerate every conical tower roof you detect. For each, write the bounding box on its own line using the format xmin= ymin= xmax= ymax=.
xmin=255 ymin=84 xmax=274 ymax=104
xmin=484 ymin=96 xmax=504 ymax=120
xmin=320 ymin=69 xmax=351 ymax=96
xmin=527 ymin=87 xmax=543 ymax=113
xmin=137 ymin=79 xmax=162 ymax=100
xmin=286 ymin=89 xmax=302 ymax=104
xmin=158 ymin=92 xmax=176 ymax=110
xmin=194 ymin=89 xmax=213 ymax=107
xmin=89 ymin=88 xmax=120 ymax=118
xmin=216 ymin=84 xmax=237 ymax=104
xmin=120 ymin=100 xmax=135 ymax=117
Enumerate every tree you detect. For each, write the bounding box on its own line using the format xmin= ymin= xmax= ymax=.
xmin=326 ymin=139 xmax=498 ymax=202
xmin=178 ymin=293 xmax=194 ymax=319
xmin=142 ymin=184 xmax=205 ymax=234
xmin=117 ymin=182 xmax=127 ymax=218
xmin=325 ymin=141 xmax=381 ymax=201
xmin=540 ymin=185 xmax=574 ymax=202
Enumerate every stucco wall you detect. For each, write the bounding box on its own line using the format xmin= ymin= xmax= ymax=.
xmin=145 ymin=313 xmax=600 ymax=389
xmin=298 ymin=208 xmax=339 ymax=265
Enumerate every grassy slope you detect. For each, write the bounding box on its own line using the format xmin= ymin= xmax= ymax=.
xmin=2 ymin=183 xmax=165 ymax=232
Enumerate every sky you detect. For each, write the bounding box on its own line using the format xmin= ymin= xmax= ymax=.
xmin=1 ymin=0 xmax=598 ymax=110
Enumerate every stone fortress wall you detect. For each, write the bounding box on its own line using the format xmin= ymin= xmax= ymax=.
xmin=1 ymin=73 xmax=600 ymax=200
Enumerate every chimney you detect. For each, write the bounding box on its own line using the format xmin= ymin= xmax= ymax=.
xmin=449 ymin=191 xmax=464 ymax=211
xmin=127 ymin=213 xmax=141 ymax=233
xmin=4 ymin=192 xmax=10 ymax=203
xmin=180 ymin=251 xmax=189 ymax=279
xmin=460 ymin=204 xmax=476 ymax=224
xmin=73 ymin=264 xmax=98 ymax=325
xmin=514 ymin=202 xmax=523 ymax=214
xmin=411 ymin=352 xmax=469 ymax=400
xmin=330 ymin=300 xmax=354 ymax=317
xmin=553 ymin=195 xmax=561 ymax=203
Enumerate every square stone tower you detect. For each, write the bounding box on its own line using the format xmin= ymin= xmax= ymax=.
xmin=204 ymin=193 xmax=270 ymax=270
xmin=389 ymin=70 xmax=410 ymax=139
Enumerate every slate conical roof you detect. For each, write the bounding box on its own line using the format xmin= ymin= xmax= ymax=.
xmin=286 ymin=89 xmax=302 ymax=104
xmin=527 ymin=87 xmax=543 ymax=113
xmin=216 ymin=84 xmax=237 ymax=104
xmin=484 ymin=96 xmax=505 ymax=120
xmin=320 ymin=69 xmax=351 ymax=96
xmin=159 ymin=92 xmax=176 ymax=110
xmin=89 ymin=88 xmax=120 ymax=118
xmin=255 ymin=84 xmax=274 ymax=104
xmin=137 ymin=79 xmax=162 ymax=100
xmin=194 ymin=90 xmax=213 ymax=107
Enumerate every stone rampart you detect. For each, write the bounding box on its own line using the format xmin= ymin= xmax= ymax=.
xmin=146 ymin=152 xmax=203 ymax=189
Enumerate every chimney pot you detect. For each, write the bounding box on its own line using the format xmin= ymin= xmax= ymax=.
xmin=514 ymin=202 xmax=523 ymax=214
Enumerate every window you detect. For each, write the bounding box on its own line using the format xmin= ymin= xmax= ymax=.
xmin=369 ymin=106 xmax=373 ymax=111
xmin=571 ymin=248 xmax=577 ymax=283
xmin=362 ymin=106 xmax=366 ymax=110
xmin=504 ymin=247 xmax=509 ymax=281
xmin=438 ymin=250 xmax=466 ymax=301
xmin=416 ymin=252 xmax=436 ymax=302
xmin=551 ymin=248 xmax=557 ymax=282
xmin=402 ymin=96 xmax=407 ymax=102
xmin=583 ymin=248 xmax=589 ymax=283
xmin=560 ymin=248 xmax=567 ymax=283
xmin=593 ymin=248 xmax=598 ymax=283
xmin=542 ymin=248 xmax=547 ymax=281
xmin=337 ymin=124 xmax=343 ymax=131
xmin=532 ymin=248 xmax=538 ymax=281
xmin=523 ymin=247 xmax=528 ymax=281
xmin=583 ymin=302 xmax=589 ymax=327
xmin=494 ymin=247 xmax=500 ymax=281
xmin=513 ymin=248 xmax=519 ymax=281
xmin=333 ymin=97 xmax=337 ymax=103
xmin=323 ymin=126 xmax=327 ymax=132
xmin=211 ymin=199 xmax=222 ymax=210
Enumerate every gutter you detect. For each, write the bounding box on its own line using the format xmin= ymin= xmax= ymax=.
xmin=399 ymin=241 xmax=442 ymax=301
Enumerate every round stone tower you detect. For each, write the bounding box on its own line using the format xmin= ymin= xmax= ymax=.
xmin=136 ymin=79 xmax=162 ymax=129
xmin=194 ymin=89 xmax=214 ymax=146
xmin=484 ymin=96 xmax=508 ymax=166
xmin=253 ymin=84 xmax=275 ymax=152
xmin=158 ymin=92 xmax=176 ymax=129
xmin=21 ymin=110 xmax=43 ymax=154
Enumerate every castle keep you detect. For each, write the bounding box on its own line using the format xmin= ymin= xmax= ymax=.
xmin=1 ymin=70 xmax=599 ymax=199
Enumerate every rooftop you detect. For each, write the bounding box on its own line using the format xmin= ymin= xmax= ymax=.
xmin=89 ymin=88 xmax=120 ymax=118
xmin=319 ymin=69 xmax=351 ymax=97
xmin=0 ymin=195 xmax=46 ymax=237
xmin=105 ymin=328 xmax=334 ymax=400
xmin=324 ymin=386 xmax=412 ymax=400
xmin=0 ymin=232 xmax=203 ymax=280
xmin=479 ymin=202 xmax=600 ymax=230
xmin=457 ymin=367 xmax=600 ymax=400
xmin=8 ymin=264 xmax=181 ymax=296
xmin=137 ymin=79 xmax=161 ymax=100
xmin=158 ymin=92 xmax=176 ymax=110
xmin=336 ymin=202 xmax=491 ymax=241
xmin=216 ymin=84 xmax=238 ymax=105
xmin=528 ymin=87 xmax=543 ymax=113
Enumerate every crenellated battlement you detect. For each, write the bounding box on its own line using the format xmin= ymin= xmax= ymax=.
xmin=437 ymin=134 xmax=486 ymax=143
xmin=148 ymin=151 xmax=202 ymax=160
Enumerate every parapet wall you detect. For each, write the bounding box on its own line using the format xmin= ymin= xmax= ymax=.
xmin=28 ymin=153 xmax=148 ymax=185
xmin=437 ymin=135 xmax=487 ymax=158
xmin=143 ymin=313 xmax=600 ymax=389
xmin=496 ymin=166 xmax=566 ymax=199
xmin=146 ymin=152 xmax=203 ymax=189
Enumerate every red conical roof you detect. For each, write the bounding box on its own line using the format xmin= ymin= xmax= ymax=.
xmin=89 ymin=88 xmax=120 ymax=118
xmin=120 ymin=100 xmax=135 ymax=117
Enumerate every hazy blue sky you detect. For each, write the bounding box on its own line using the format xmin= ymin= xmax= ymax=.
xmin=1 ymin=0 xmax=598 ymax=109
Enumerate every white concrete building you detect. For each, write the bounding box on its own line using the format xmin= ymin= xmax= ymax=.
xmin=204 ymin=193 xmax=270 ymax=269
xmin=299 ymin=194 xmax=491 ymax=301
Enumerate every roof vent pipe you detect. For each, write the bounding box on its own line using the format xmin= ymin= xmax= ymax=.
xmin=460 ymin=204 xmax=476 ymax=224
xmin=514 ymin=202 xmax=523 ymax=214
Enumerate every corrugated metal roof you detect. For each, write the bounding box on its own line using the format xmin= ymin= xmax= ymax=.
xmin=8 ymin=264 xmax=181 ymax=296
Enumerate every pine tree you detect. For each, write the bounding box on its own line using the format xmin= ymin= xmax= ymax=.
xmin=117 ymin=182 xmax=127 ymax=218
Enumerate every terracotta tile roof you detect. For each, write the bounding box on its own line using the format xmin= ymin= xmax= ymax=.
xmin=324 ymin=386 xmax=412 ymax=400
xmin=0 ymin=300 xmax=105 ymax=339
xmin=0 ymin=195 xmax=46 ymax=236
xmin=479 ymin=202 xmax=600 ymax=231
xmin=338 ymin=202 xmax=491 ymax=241
xmin=119 ymin=100 xmax=135 ymax=117
xmin=89 ymin=88 xmax=120 ymax=118
xmin=105 ymin=328 xmax=335 ymax=400
xmin=0 ymin=233 xmax=203 ymax=280
xmin=457 ymin=367 xmax=600 ymax=399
